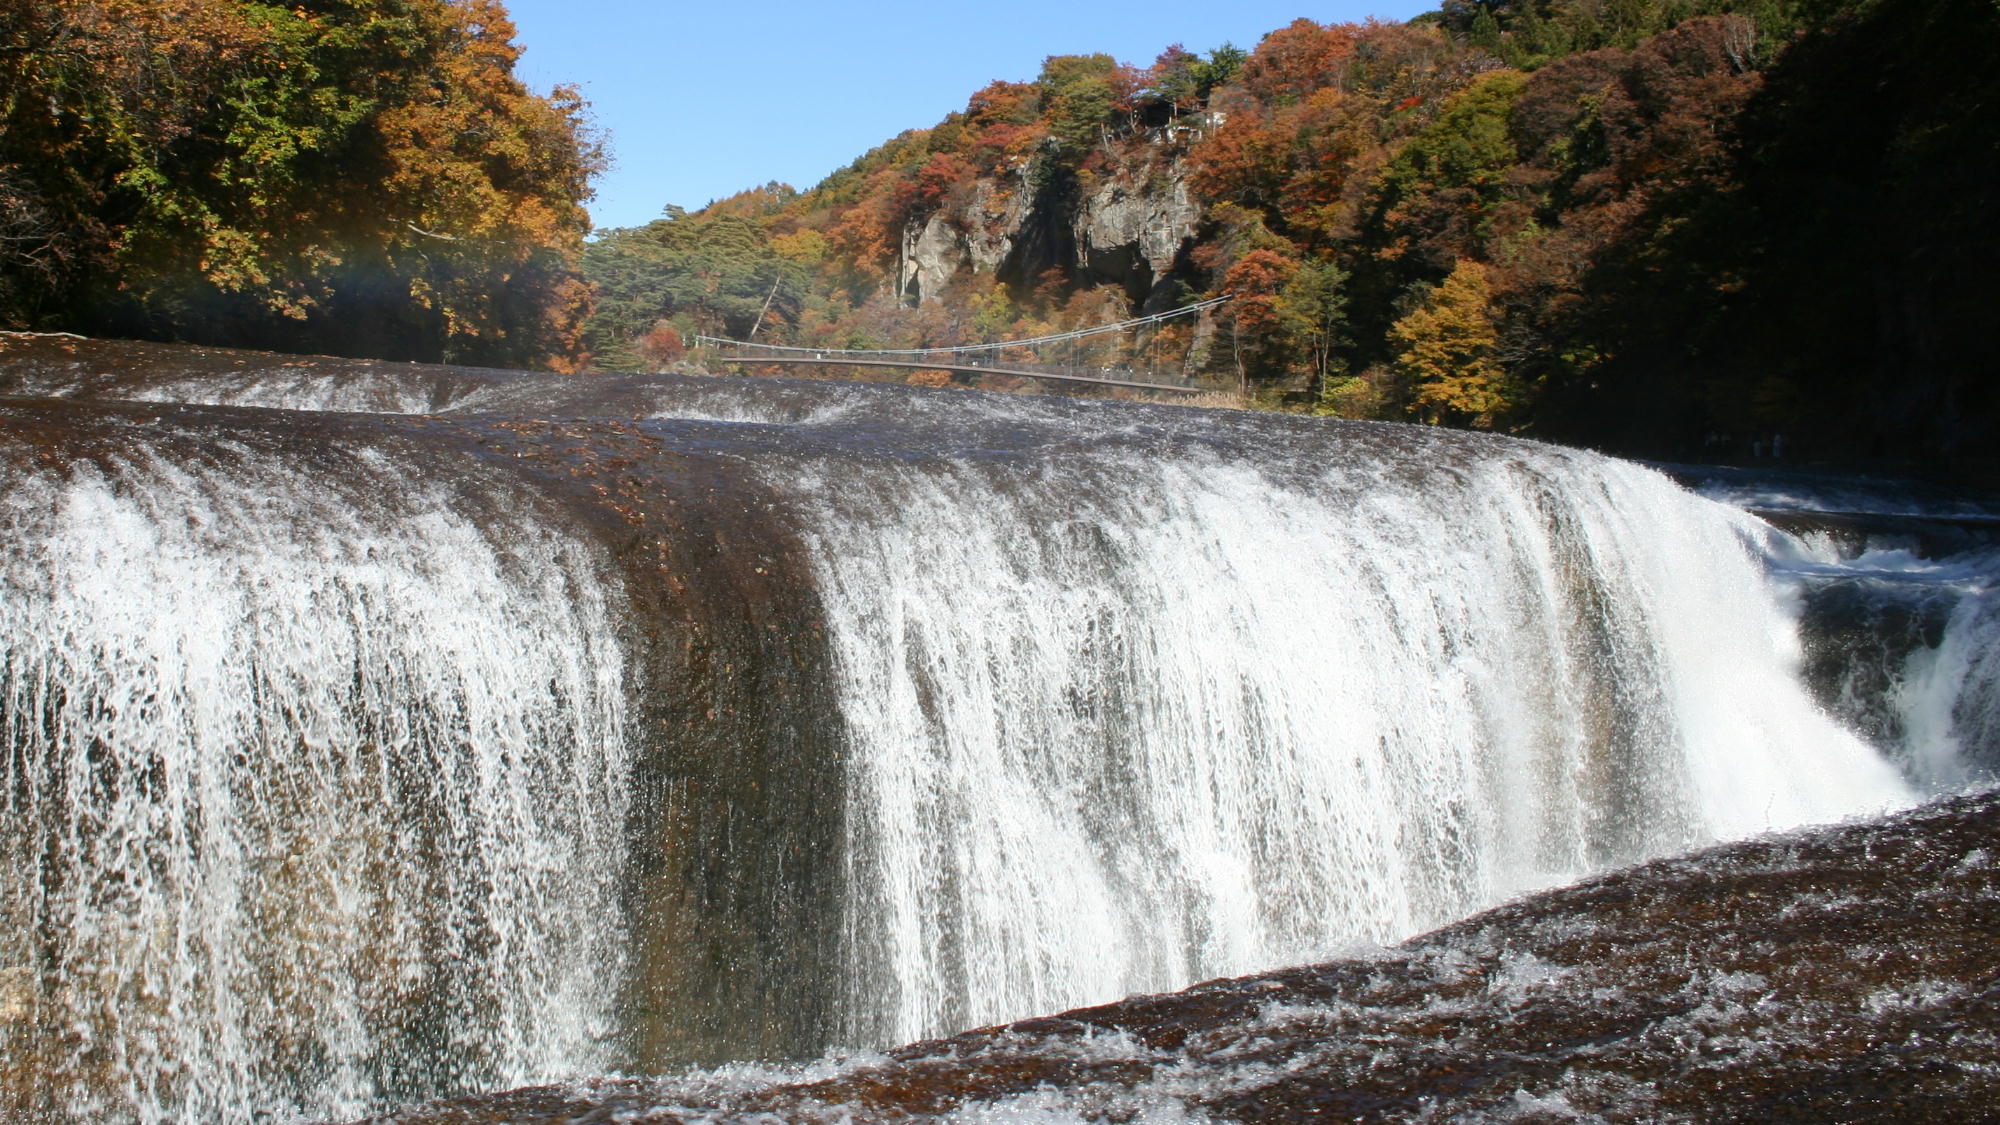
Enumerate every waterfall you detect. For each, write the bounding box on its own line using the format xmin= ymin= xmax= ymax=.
xmin=0 ymin=437 xmax=629 ymax=1124
xmin=0 ymin=342 xmax=1953 ymax=1121
xmin=1659 ymin=461 xmax=2000 ymax=788
xmin=1898 ymin=573 xmax=2000 ymax=785
xmin=780 ymin=420 xmax=1911 ymax=1045
xmin=1767 ymin=538 xmax=2000 ymax=790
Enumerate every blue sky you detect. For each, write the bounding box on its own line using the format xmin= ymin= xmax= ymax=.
xmin=502 ymin=1 xmax=1435 ymax=232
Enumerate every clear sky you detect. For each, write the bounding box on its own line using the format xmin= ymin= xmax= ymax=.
xmin=501 ymin=0 xmax=1435 ymax=233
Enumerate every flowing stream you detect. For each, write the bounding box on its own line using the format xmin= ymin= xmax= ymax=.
xmin=0 ymin=343 xmax=1982 ymax=1122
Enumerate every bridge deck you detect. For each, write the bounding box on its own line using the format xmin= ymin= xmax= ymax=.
xmin=713 ymin=355 xmax=1206 ymax=395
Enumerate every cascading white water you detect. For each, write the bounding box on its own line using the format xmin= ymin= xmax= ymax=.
xmin=0 ymin=360 xmax=472 ymax=415
xmin=787 ymin=429 xmax=1912 ymax=1046
xmin=0 ymin=354 xmax=1955 ymax=1121
xmin=1769 ymin=539 xmax=2000 ymax=790
xmin=119 ymin=375 xmax=448 ymax=415
xmin=0 ymin=441 xmax=630 ymax=1124
xmin=1897 ymin=569 xmax=2000 ymax=784
xmin=1677 ymin=462 xmax=2000 ymax=791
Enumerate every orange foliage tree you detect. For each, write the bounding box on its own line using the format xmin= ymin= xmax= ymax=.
xmin=1238 ymin=19 xmax=1359 ymax=105
xmin=1219 ymin=247 xmax=1300 ymax=387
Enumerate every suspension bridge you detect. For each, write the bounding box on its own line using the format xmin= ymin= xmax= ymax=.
xmin=694 ymin=294 xmax=1230 ymax=396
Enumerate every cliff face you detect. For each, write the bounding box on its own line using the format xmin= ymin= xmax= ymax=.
xmin=898 ymin=129 xmax=1205 ymax=314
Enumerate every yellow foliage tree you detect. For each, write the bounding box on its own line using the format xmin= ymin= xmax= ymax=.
xmin=1390 ymin=259 xmax=1512 ymax=428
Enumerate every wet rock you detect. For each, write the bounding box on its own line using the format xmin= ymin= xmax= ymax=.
xmin=346 ymin=789 xmax=2000 ymax=1124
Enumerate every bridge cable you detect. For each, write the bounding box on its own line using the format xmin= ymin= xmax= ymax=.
xmin=694 ymin=293 xmax=1231 ymax=358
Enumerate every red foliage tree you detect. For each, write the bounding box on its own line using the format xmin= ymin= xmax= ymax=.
xmin=1240 ymin=19 xmax=1359 ymax=105
xmin=1220 ymin=247 xmax=1302 ymax=385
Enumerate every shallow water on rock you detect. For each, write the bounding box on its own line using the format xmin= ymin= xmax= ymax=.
xmin=346 ymin=788 xmax=2000 ymax=1125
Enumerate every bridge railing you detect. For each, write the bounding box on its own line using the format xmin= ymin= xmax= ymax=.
xmin=938 ymin=355 xmax=1198 ymax=388
xmin=705 ymin=348 xmax=1212 ymax=394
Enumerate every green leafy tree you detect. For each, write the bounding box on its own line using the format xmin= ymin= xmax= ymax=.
xmin=1142 ymin=45 xmax=1204 ymax=117
xmin=1192 ymin=44 xmax=1248 ymax=99
xmin=1036 ymin=54 xmax=1125 ymax=153
xmin=1277 ymin=258 xmax=1348 ymax=393
xmin=1366 ymin=69 xmax=1529 ymax=271
xmin=584 ymin=207 xmax=809 ymax=368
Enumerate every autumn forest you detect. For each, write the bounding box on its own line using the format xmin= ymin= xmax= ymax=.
xmin=2 ymin=0 xmax=1994 ymax=473
xmin=0 ymin=0 xmax=599 ymax=369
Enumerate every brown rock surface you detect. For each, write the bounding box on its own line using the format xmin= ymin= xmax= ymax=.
xmin=346 ymin=789 xmax=2000 ymax=1124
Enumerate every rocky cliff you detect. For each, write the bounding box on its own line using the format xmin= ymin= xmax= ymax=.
xmin=897 ymin=127 xmax=1207 ymax=315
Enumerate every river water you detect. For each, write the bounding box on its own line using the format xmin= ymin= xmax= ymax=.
xmin=0 ymin=338 xmax=1988 ymax=1123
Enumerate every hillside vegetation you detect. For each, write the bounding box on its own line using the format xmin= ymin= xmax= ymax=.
xmin=587 ymin=0 xmax=1997 ymax=471
xmin=2 ymin=0 xmax=1989 ymax=469
xmin=0 ymin=0 xmax=601 ymax=369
